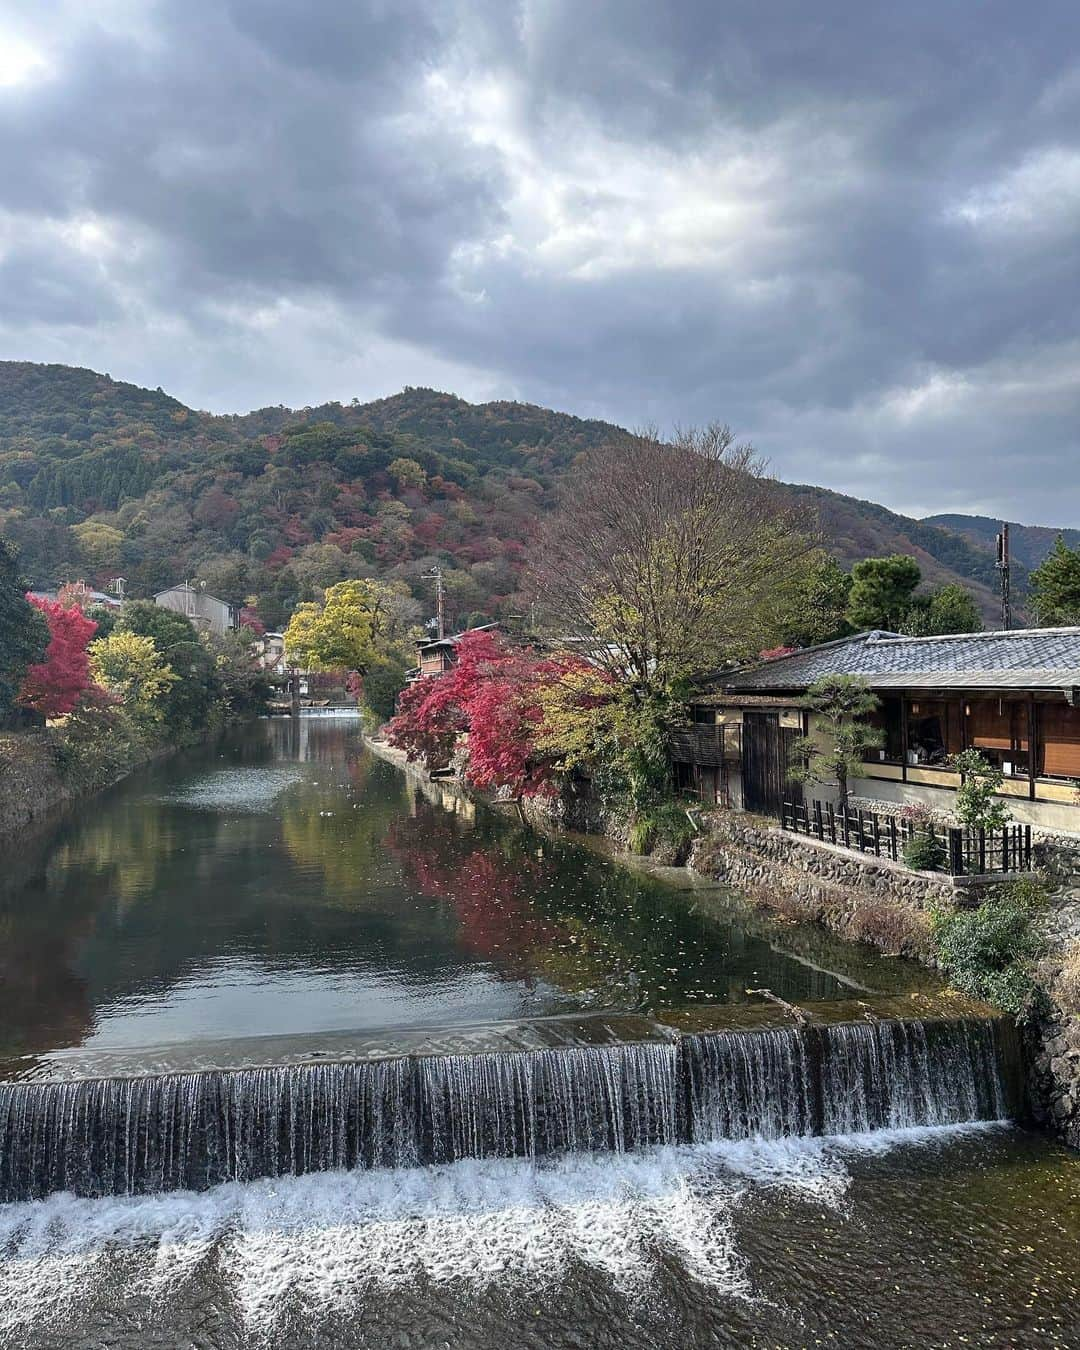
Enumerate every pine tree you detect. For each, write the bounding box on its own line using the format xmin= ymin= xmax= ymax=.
xmin=1029 ymin=536 xmax=1080 ymax=626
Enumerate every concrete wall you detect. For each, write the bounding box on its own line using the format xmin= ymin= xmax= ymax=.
xmin=850 ymin=773 xmax=1080 ymax=835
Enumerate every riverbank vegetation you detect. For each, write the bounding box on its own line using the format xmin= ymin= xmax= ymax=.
xmin=0 ymin=538 xmax=272 ymax=816
xmin=930 ymin=878 xmax=1048 ymax=1018
xmin=282 ymin=578 xmax=419 ymax=721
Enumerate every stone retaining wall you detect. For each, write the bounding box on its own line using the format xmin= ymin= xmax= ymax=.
xmin=692 ymin=808 xmax=1080 ymax=1148
xmin=689 ymin=813 xmax=962 ymax=962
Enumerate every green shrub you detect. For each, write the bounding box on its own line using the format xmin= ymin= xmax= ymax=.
xmin=950 ymin=748 xmax=1011 ymax=832
xmin=930 ymin=880 xmax=1047 ymax=1017
xmin=627 ymin=801 xmax=697 ymax=860
xmin=903 ymin=829 xmax=947 ymax=872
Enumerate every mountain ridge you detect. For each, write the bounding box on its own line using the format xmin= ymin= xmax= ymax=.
xmin=0 ymin=359 xmax=1064 ymax=629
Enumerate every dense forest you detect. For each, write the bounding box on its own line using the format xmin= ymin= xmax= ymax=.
xmin=0 ymin=361 xmax=1061 ymax=633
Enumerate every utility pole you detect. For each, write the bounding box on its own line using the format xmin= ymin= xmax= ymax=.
xmin=423 ymin=565 xmax=446 ymax=639
xmin=996 ymin=522 xmax=1012 ymax=631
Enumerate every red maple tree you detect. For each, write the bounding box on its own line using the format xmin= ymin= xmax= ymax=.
xmin=18 ymin=595 xmax=98 ymax=717
xmin=386 ymin=630 xmax=591 ymax=798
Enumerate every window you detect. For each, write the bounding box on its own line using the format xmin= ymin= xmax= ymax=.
xmin=864 ymin=695 xmax=904 ymax=764
xmin=965 ymin=699 xmax=1029 ymax=777
xmin=907 ymin=699 xmax=963 ymax=766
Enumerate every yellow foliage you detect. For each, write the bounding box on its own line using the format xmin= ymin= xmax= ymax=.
xmin=89 ymin=631 xmax=177 ymax=726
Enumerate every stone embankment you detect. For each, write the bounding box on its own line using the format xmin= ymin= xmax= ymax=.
xmin=0 ymin=726 xmax=178 ymax=843
xmin=0 ymin=731 xmax=75 ymax=839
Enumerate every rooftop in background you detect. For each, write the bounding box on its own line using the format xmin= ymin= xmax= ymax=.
xmin=28 ymin=588 xmax=121 ymax=609
xmin=415 ymin=622 xmax=501 ymax=652
xmin=721 ymin=628 xmax=1080 ymax=693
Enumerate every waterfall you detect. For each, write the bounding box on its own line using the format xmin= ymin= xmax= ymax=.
xmin=0 ymin=1016 xmax=1017 ymax=1203
xmin=684 ymin=1016 xmax=1015 ymax=1143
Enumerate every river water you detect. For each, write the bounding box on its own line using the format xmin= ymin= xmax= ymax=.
xmin=0 ymin=719 xmax=1078 ymax=1347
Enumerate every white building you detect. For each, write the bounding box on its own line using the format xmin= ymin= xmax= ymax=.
xmin=154 ymin=583 xmax=239 ymax=637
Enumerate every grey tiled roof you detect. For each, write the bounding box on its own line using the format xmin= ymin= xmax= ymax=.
xmin=723 ymin=628 xmax=1080 ymax=693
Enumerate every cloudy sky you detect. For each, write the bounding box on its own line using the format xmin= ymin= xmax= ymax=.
xmin=2 ymin=1 xmax=1079 ymax=522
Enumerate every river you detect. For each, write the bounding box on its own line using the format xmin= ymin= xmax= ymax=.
xmin=0 ymin=718 xmax=1077 ymax=1347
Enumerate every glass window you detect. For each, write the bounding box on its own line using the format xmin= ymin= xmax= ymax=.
xmin=863 ymin=695 xmax=904 ymax=764
xmin=907 ymin=699 xmax=963 ymax=767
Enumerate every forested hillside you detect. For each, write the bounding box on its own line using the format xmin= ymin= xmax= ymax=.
xmin=0 ymin=361 xmax=1062 ymax=633
xmin=0 ymin=365 xmax=625 ymax=630
xmin=925 ymin=513 xmax=1080 ymax=575
xmin=789 ymin=486 xmax=1012 ymax=621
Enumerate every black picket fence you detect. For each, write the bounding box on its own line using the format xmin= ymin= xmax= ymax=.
xmin=781 ymin=799 xmax=1033 ymax=876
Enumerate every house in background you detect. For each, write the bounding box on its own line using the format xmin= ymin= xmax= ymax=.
xmin=253 ymin=631 xmax=287 ymax=677
xmin=409 ymin=623 xmax=502 ymax=681
xmin=29 ymin=585 xmax=122 ymax=610
xmin=154 ymin=583 xmax=239 ymax=637
xmin=677 ymin=628 xmax=1080 ymax=831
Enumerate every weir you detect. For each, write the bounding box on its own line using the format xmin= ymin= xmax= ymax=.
xmin=0 ymin=1011 xmax=1019 ymax=1203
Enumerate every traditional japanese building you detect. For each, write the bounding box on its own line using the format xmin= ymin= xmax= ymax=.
xmin=677 ymin=628 xmax=1080 ymax=831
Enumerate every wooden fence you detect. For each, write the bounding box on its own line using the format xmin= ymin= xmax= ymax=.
xmin=781 ymin=799 xmax=1033 ymax=875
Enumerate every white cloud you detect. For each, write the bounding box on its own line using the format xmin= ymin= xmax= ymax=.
xmin=950 ymin=147 xmax=1080 ymax=233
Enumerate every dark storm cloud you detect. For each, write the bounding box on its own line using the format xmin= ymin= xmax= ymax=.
xmin=1 ymin=1 xmax=1079 ymax=520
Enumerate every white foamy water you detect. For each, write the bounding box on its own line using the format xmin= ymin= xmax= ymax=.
xmin=158 ymin=767 xmax=304 ymax=812
xmin=0 ymin=1125 xmax=1003 ymax=1343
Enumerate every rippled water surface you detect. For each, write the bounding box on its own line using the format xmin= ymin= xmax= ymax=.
xmin=0 ymin=1125 xmax=1078 ymax=1348
xmin=0 ymin=719 xmax=934 ymax=1076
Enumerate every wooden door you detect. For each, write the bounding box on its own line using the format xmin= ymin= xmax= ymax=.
xmin=742 ymin=712 xmax=801 ymax=816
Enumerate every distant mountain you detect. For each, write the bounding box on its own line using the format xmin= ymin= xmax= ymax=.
xmin=0 ymin=360 xmax=1053 ymax=631
xmin=783 ymin=486 xmax=1009 ymax=622
xmin=924 ymin=513 xmax=1080 ymax=574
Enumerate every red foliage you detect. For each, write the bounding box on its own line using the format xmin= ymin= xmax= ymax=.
xmin=386 ymin=630 xmax=592 ymax=798
xmin=759 ymin=645 xmax=797 ymax=661
xmin=19 ymin=595 xmax=98 ymax=717
xmin=238 ymin=606 xmax=266 ymax=635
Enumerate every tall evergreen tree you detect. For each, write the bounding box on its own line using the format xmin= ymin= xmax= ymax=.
xmin=846 ymin=555 xmax=921 ymax=631
xmin=1029 ymin=535 xmax=1080 ymax=626
xmin=0 ymin=539 xmax=48 ymax=721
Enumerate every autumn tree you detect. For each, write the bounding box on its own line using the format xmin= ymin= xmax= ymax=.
xmin=788 ymin=674 xmax=882 ymax=812
xmin=532 ymin=426 xmax=811 ymax=686
xmin=533 ymin=663 xmax=672 ymax=814
xmin=1029 ymin=535 xmax=1080 ymax=626
xmin=18 ymin=595 xmax=98 ymax=718
xmin=386 ymin=630 xmax=570 ymax=795
xmin=89 ymin=630 xmax=177 ymax=734
xmin=116 ymin=600 xmax=220 ymax=733
xmin=285 ymin=580 xmax=418 ymax=720
xmin=0 ymin=539 xmax=48 ymax=721
xmin=72 ymin=519 xmax=124 ymax=575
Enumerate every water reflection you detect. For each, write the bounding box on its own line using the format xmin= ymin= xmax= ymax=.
xmin=0 ymin=721 xmax=937 ymax=1073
